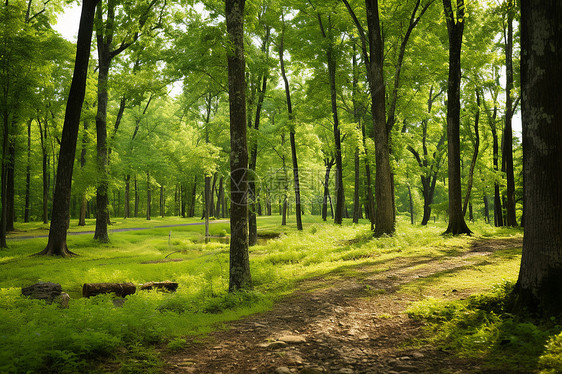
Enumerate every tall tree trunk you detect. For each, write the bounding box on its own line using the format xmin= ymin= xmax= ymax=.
xmin=160 ymin=185 xmax=164 ymax=217
xmin=515 ymin=0 xmax=562 ymax=315
xmin=408 ymin=185 xmax=414 ymax=224
xmin=443 ymin=0 xmax=471 ymax=235
xmin=24 ymin=120 xmax=31 ymax=223
xmin=503 ymin=0 xmax=517 ymax=227
xmin=189 ymin=176 xmax=197 ymax=217
xmin=38 ymin=120 xmax=49 ymax=224
xmin=6 ymin=140 xmax=15 ymax=231
xmin=279 ymin=16 xmax=303 ymax=231
xmin=94 ymin=47 xmax=110 ymax=242
xmin=134 ymin=175 xmax=139 ymax=217
xmin=124 ymin=175 xmax=130 ymax=218
xmin=146 ymin=171 xmax=151 ymax=220
xmin=462 ymin=91 xmax=480 ymax=216
xmin=353 ymin=149 xmax=360 ymax=224
xmin=490 ymin=106 xmax=503 ymax=227
xmin=366 ymin=0 xmax=394 ymax=236
xmin=0 ymin=113 xmax=8 ymax=248
xmin=322 ymin=159 xmax=334 ymax=222
xmin=78 ymin=120 xmax=89 ymax=226
xmin=226 ymin=0 xmax=251 ymax=291
xmin=483 ymin=193 xmax=490 ymax=223
xmin=37 ymin=0 xmax=99 ymax=256
xmin=204 ymin=175 xmax=211 ymax=237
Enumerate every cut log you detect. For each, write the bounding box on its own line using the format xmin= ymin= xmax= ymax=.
xmin=82 ymin=282 xmax=136 ymax=298
xmin=140 ymin=281 xmax=179 ymax=292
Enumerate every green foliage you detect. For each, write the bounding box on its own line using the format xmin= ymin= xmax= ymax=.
xmin=408 ymin=281 xmax=562 ymax=372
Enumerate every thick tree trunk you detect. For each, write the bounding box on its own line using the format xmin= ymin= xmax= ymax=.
xmin=37 ymin=0 xmax=99 ymax=256
xmin=94 ymin=50 xmax=110 ymax=242
xmin=516 ymin=0 xmax=562 ymax=315
xmin=366 ymin=0 xmax=395 ymax=236
xmin=226 ymin=0 xmax=251 ymax=291
xmin=443 ymin=0 xmax=471 ymax=235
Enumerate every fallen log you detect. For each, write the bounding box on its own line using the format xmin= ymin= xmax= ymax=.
xmin=82 ymin=282 xmax=136 ymax=298
xmin=140 ymin=281 xmax=179 ymax=292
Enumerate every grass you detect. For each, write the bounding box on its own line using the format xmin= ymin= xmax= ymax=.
xmin=2 ymin=214 xmax=557 ymax=373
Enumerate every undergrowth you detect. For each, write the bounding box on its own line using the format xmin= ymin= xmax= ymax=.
xmin=0 ymin=215 xmax=527 ymax=373
xmin=408 ymin=281 xmax=562 ymax=373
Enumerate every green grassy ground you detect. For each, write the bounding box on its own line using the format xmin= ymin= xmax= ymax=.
xmin=1 ymin=215 xmax=559 ymax=373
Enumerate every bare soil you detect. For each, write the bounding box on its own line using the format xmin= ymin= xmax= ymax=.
xmin=164 ymin=237 xmax=523 ymax=374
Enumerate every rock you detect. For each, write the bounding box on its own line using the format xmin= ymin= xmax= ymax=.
xmin=412 ymin=352 xmax=425 ymax=359
xmin=140 ymin=281 xmax=178 ymax=292
xmin=336 ymin=369 xmax=354 ymax=374
xmin=82 ymin=282 xmax=136 ymax=298
xmin=261 ymin=341 xmax=288 ymax=349
xmin=55 ymin=292 xmax=70 ymax=308
xmin=278 ymin=335 xmax=306 ymax=344
xmin=275 ymin=367 xmax=292 ymax=374
xmin=300 ymin=367 xmax=324 ymax=374
xmin=22 ymin=282 xmax=62 ymax=303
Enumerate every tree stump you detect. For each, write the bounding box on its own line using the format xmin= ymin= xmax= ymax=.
xmin=22 ymin=282 xmax=62 ymax=303
xmin=82 ymin=282 xmax=136 ymax=298
xmin=22 ymin=282 xmax=70 ymax=308
xmin=140 ymin=281 xmax=179 ymax=292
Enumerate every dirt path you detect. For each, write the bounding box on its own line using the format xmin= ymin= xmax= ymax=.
xmin=165 ymin=238 xmax=523 ymax=374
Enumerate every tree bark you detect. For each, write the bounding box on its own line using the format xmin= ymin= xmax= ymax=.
xmin=36 ymin=0 xmax=99 ymax=256
xmin=134 ymin=175 xmax=139 ymax=217
xmin=226 ymin=0 xmax=252 ymax=292
xmin=124 ymin=175 xmax=130 ymax=218
xmin=24 ymin=120 xmax=31 ymax=223
xmin=322 ymin=158 xmax=334 ymax=222
xmin=279 ymin=18 xmax=303 ymax=231
xmin=146 ymin=171 xmax=151 ymax=220
xmin=515 ymin=0 xmax=562 ymax=315
xmin=503 ymin=0 xmax=517 ymax=227
xmin=442 ymin=0 xmax=471 ymax=235
xmin=462 ymin=91 xmax=480 ymax=216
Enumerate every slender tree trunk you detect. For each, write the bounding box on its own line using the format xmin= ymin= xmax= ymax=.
xmin=189 ymin=176 xmax=197 ymax=217
xmin=463 ymin=92 xmax=480 ymax=216
xmin=0 ymin=113 xmax=8 ymax=248
xmin=204 ymin=175 xmax=210 ymax=237
xmin=37 ymin=0 xmax=99 ymax=256
xmin=160 ymin=185 xmax=164 ymax=217
xmin=279 ymin=16 xmax=302 ymax=231
xmin=483 ymin=194 xmax=490 ymax=223
xmin=6 ymin=140 xmax=15 ymax=231
xmin=124 ymin=175 xmax=130 ymax=218
xmin=322 ymin=159 xmax=334 ymax=222
xmin=490 ymin=107 xmax=503 ymax=226
xmin=146 ymin=171 xmax=151 ymax=220
xmin=408 ymin=185 xmax=414 ymax=224
xmin=226 ymin=0 xmax=251 ymax=291
xmin=134 ymin=175 xmax=139 ymax=217
xmin=24 ymin=120 xmax=31 ymax=223
xmin=353 ymin=149 xmax=360 ymax=223
xmin=516 ymin=0 xmax=562 ymax=314
xmin=503 ymin=1 xmax=517 ymax=227
xmin=443 ymin=0 xmax=471 ymax=235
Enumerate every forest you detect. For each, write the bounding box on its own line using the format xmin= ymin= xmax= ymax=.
xmin=1 ymin=0 xmax=561 ymax=373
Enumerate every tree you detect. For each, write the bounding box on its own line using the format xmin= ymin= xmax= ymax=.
xmin=93 ymin=0 xmax=161 ymax=242
xmin=226 ymin=0 xmax=252 ymax=292
xmin=515 ymin=0 xmax=562 ymax=314
xmin=279 ymin=12 xmax=303 ymax=231
xmin=442 ymin=0 xmax=471 ymax=235
xmin=37 ymin=0 xmax=100 ymax=256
